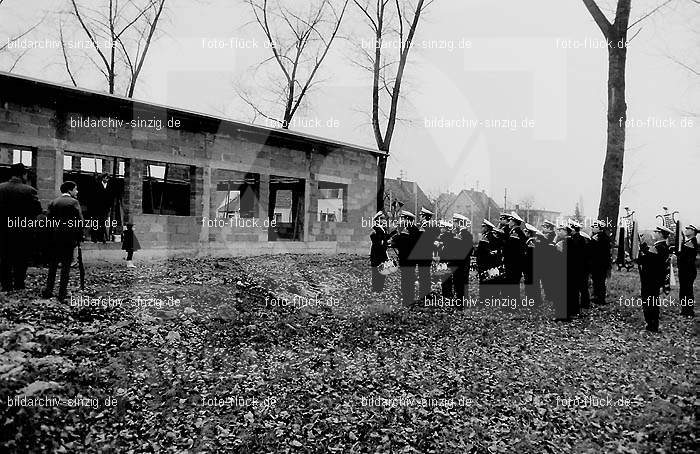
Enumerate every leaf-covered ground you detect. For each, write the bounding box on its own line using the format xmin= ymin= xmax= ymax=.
xmin=1 ymin=254 xmax=698 ymax=453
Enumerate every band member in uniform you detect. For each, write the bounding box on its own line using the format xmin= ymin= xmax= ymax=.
xmin=542 ymin=220 xmax=556 ymax=243
xmin=590 ymin=220 xmax=612 ymax=304
xmin=450 ymin=214 xmax=474 ymax=301
xmin=565 ymin=220 xmax=584 ymax=317
xmin=569 ymin=220 xmax=591 ymax=310
xmin=523 ymin=223 xmax=543 ymax=306
xmin=415 ymin=208 xmax=439 ymax=302
xmin=369 ymin=211 xmax=391 ymax=293
xmin=498 ymin=213 xmax=511 ymax=237
xmin=437 ymin=220 xmax=455 ymax=298
xmin=477 ymin=220 xmax=498 ymax=303
xmin=539 ymin=220 xmax=557 ymax=301
xmin=637 ymin=226 xmax=672 ymax=332
xmin=0 ymin=163 xmax=42 ymax=292
xmin=502 ymin=212 xmax=526 ymax=303
xmin=676 ymin=224 xmax=698 ymax=316
xmin=552 ymin=224 xmax=572 ymax=321
xmin=390 ymin=211 xmax=419 ymax=306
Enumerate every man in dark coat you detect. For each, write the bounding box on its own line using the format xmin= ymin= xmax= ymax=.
xmin=42 ymin=181 xmax=84 ymax=302
xmin=523 ymin=224 xmax=544 ymax=307
xmin=676 ymin=224 xmax=698 ymax=316
xmin=564 ymin=220 xmax=585 ymax=317
xmin=390 ymin=211 xmax=419 ymax=306
xmin=476 ymin=220 xmax=499 ymax=303
xmin=590 ymin=220 xmax=612 ymax=305
xmin=369 ymin=211 xmax=391 ymax=293
xmin=638 ymin=226 xmax=672 ymax=332
xmin=552 ymin=225 xmax=572 ymax=321
xmin=452 ymin=214 xmax=474 ymax=301
xmin=502 ymin=212 xmax=526 ymax=304
xmin=0 ymin=164 xmax=42 ymax=292
xmin=90 ymin=173 xmax=116 ymax=243
xmin=414 ymin=208 xmax=439 ymax=301
xmin=569 ymin=221 xmax=591 ymax=310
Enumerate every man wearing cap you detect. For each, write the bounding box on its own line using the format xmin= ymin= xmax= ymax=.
xmin=552 ymin=224 xmax=572 ymax=320
xmin=590 ymin=220 xmax=612 ymax=304
xmin=414 ymin=207 xmax=439 ymax=302
xmin=444 ymin=215 xmax=474 ymax=302
xmin=390 ymin=211 xmax=420 ymax=306
xmin=369 ymin=211 xmax=391 ymax=293
xmin=568 ymin=220 xmax=591 ymax=311
xmin=502 ymin=212 xmax=526 ymax=303
xmin=523 ymin=223 xmax=544 ymax=306
xmin=637 ymin=226 xmax=672 ymax=332
xmin=542 ymin=220 xmax=556 ymax=243
xmin=476 ymin=220 xmax=499 ymax=302
xmin=498 ymin=213 xmax=511 ymax=237
xmin=675 ymin=224 xmax=697 ymax=316
xmin=0 ymin=163 xmax=43 ymax=292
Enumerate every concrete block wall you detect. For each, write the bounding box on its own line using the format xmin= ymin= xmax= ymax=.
xmin=0 ymin=75 xmax=379 ymax=255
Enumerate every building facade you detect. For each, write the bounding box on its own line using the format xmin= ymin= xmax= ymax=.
xmin=0 ymin=73 xmax=382 ymax=255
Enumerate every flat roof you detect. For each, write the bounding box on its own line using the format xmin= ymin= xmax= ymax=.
xmin=0 ymin=71 xmax=386 ymax=157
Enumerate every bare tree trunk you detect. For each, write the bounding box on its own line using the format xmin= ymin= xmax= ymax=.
xmin=599 ymin=46 xmax=627 ymax=233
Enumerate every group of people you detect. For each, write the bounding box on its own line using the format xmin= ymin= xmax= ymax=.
xmin=369 ymin=206 xmax=698 ymax=332
xmin=0 ymin=163 xmax=139 ymax=302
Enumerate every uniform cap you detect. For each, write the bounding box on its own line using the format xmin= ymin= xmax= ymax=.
xmin=509 ymin=212 xmax=524 ymax=223
xmin=420 ymin=207 xmax=434 ymax=217
xmin=452 ymin=213 xmax=469 ymax=222
xmin=654 ymin=225 xmax=673 ymax=235
xmin=482 ymin=219 xmax=495 ymax=229
xmin=524 ymin=223 xmax=541 ymax=235
xmin=372 ymin=211 xmax=384 ymax=222
xmin=542 ymin=220 xmax=556 ymax=228
xmin=685 ymin=224 xmax=698 ymax=233
xmin=400 ymin=210 xmax=416 ymax=220
xmin=499 ymin=212 xmax=512 ymax=219
xmin=579 ymin=231 xmax=591 ymax=240
xmin=567 ymin=219 xmax=582 ymax=230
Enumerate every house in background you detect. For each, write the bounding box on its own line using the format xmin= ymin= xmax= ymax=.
xmin=384 ymin=177 xmax=434 ymax=216
xmin=436 ymin=189 xmax=502 ymax=235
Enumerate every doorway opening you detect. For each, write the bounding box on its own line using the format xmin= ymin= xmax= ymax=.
xmin=268 ymin=175 xmax=305 ymax=241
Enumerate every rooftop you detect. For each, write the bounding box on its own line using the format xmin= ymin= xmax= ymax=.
xmin=0 ymin=71 xmax=386 ymax=158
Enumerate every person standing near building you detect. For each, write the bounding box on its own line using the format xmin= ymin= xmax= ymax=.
xmin=676 ymin=224 xmax=698 ymax=317
xmin=122 ymin=221 xmax=141 ymax=269
xmin=369 ymin=211 xmax=391 ymax=293
xmin=0 ymin=163 xmax=42 ymax=292
xmin=42 ymin=181 xmax=83 ymax=302
xmin=590 ymin=220 xmax=612 ymax=305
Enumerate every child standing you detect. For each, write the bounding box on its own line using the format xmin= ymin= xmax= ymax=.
xmin=121 ymin=222 xmax=140 ymax=268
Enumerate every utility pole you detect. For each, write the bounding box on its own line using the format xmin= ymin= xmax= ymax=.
xmin=503 ymin=188 xmax=508 ymax=212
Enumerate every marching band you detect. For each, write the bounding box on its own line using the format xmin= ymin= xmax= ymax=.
xmin=369 ymin=207 xmax=698 ymax=331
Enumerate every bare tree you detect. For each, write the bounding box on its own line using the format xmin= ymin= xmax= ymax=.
xmin=580 ymin=0 xmax=673 ymax=233
xmin=352 ymin=0 xmax=434 ymax=211
xmin=0 ymin=0 xmax=47 ymax=72
xmin=239 ymin=0 xmax=349 ymax=128
xmin=60 ymin=0 xmax=167 ymax=96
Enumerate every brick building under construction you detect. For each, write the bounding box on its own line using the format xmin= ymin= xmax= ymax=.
xmin=0 ymin=73 xmax=383 ymax=255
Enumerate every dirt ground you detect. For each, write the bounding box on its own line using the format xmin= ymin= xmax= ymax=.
xmin=1 ymin=254 xmax=698 ymax=453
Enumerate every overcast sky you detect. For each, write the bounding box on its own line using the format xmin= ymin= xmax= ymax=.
xmin=2 ymin=0 xmax=698 ymax=228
